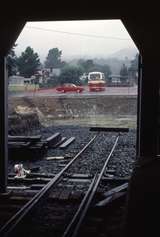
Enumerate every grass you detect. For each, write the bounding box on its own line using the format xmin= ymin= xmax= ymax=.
xmin=38 ymin=114 xmax=137 ymax=128
xmin=8 ymin=85 xmax=39 ymax=92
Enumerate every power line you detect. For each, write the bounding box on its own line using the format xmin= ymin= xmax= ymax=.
xmin=26 ymin=26 xmax=131 ymax=41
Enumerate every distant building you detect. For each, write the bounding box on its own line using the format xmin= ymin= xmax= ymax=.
xmin=9 ymin=75 xmax=42 ymax=86
xmin=45 ymin=68 xmax=61 ymax=77
xmin=9 ymin=76 xmax=32 ymax=85
xmin=108 ymin=74 xmax=133 ymax=86
xmin=51 ymin=68 xmax=61 ymax=77
xmin=108 ymin=74 xmax=121 ymax=84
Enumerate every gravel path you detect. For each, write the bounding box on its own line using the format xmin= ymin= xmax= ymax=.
xmin=8 ymin=126 xmax=136 ymax=177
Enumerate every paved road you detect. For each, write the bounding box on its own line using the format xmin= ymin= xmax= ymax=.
xmin=9 ymin=86 xmax=138 ymax=97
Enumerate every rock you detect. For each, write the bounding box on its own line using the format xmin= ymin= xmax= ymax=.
xmin=8 ymin=111 xmax=41 ymax=135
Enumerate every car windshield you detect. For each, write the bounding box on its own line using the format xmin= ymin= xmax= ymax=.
xmin=64 ymin=84 xmax=76 ymax=87
xmin=90 ymin=74 xmax=101 ymax=80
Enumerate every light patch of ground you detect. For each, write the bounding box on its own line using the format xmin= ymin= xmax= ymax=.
xmin=15 ymin=105 xmax=35 ymax=114
xmin=40 ymin=115 xmax=137 ymax=128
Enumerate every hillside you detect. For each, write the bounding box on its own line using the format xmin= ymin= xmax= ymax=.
xmin=108 ymin=47 xmax=138 ymax=60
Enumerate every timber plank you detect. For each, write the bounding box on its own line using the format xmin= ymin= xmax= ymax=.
xmin=59 ymin=137 xmax=75 ymax=149
xmin=45 ymin=133 xmax=61 ymax=147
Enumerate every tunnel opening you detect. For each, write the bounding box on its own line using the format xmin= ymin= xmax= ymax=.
xmin=7 ymin=20 xmax=138 ymax=179
xmin=1 ymin=19 xmax=140 ymax=237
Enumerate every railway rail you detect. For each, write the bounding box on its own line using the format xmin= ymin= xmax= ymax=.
xmin=0 ymin=135 xmax=97 ymax=236
xmin=63 ymin=136 xmax=120 ymax=237
xmin=0 ymin=130 xmax=131 ymax=237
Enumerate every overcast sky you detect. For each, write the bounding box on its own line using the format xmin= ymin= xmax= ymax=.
xmin=15 ymin=20 xmax=138 ymax=62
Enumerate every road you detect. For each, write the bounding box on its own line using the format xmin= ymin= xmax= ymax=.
xmin=9 ymin=86 xmax=138 ymax=97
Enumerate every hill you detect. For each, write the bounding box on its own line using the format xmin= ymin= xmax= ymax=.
xmin=108 ymin=47 xmax=138 ymax=60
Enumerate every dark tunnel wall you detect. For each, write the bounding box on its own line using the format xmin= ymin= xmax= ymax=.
xmin=0 ymin=3 xmax=160 ymax=236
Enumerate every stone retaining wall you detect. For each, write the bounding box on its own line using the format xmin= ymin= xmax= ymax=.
xmin=9 ymin=95 xmax=137 ymax=119
xmin=8 ymin=95 xmax=137 ymax=132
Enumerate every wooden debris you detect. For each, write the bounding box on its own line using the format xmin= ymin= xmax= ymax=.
xmin=95 ymin=183 xmax=128 ymax=207
xmin=46 ymin=156 xmax=64 ymax=160
xmin=104 ymin=174 xmax=114 ymax=178
xmin=101 ymin=176 xmax=130 ymax=184
xmin=9 ymin=196 xmax=31 ymax=204
xmin=8 ymin=177 xmax=51 ymax=184
xmin=64 ymin=154 xmax=73 ymax=159
xmin=59 ymin=137 xmax=75 ymax=149
xmin=90 ymin=127 xmax=129 ymax=132
xmin=102 ymin=182 xmax=128 ymax=198
xmin=8 ymin=142 xmax=31 ymax=148
xmin=45 ymin=133 xmax=61 ymax=147
xmin=27 ymin=173 xmax=55 ymax=178
xmin=8 ymin=132 xmax=77 ymax=161
xmin=63 ymin=178 xmax=91 ymax=183
xmin=52 ymin=137 xmax=67 ymax=148
xmin=8 ymin=133 xmax=76 ymax=160
xmin=105 ymin=169 xmax=116 ymax=174
xmin=58 ymin=164 xmax=66 ymax=168
xmin=8 ymin=172 xmax=55 ymax=178
xmin=11 ymin=190 xmax=38 ymax=197
xmin=8 ymin=139 xmax=47 ymax=160
xmin=95 ymin=192 xmax=126 ymax=207
xmin=7 ymin=186 xmax=29 ymax=190
xmin=8 ymin=135 xmax=42 ymax=142
xmin=66 ymin=174 xmax=93 ymax=179
xmin=28 ymin=142 xmax=46 ymax=149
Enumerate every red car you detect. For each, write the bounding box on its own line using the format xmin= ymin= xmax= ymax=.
xmin=56 ymin=83 xmax=84 ymax=93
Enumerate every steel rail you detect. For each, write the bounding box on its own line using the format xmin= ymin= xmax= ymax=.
xmin=64 ymin=135 xmax=119 ymax=237
xmin=63 ymin=173 xmax=99 ymax=237
xmin=0 ymin=135 xmax=97 ymax=237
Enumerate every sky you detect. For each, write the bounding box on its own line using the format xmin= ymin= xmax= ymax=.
xmin=15 ymin=20 xmax=138 ymax=62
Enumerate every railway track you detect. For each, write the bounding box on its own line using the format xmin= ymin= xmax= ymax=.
xmin=0 ymin=131 xmax=129 ymax=237
xmin=62 ymin=136 xmax=121 ymax=237
xmin=0 ymin=135 xmax=98 ymax=236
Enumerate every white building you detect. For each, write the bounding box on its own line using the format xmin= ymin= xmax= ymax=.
xmin=9 ymin=76 xmax=32 ymax=85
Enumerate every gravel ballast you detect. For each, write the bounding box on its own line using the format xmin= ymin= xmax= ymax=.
xmin=7 ymin=125 xmax=137 ymax=237
xmin=8 ymin=125 xmax=136 ymax=177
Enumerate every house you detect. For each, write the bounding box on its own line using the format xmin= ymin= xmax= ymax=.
xmin=9 ymin=75 xmax=32 ymax=85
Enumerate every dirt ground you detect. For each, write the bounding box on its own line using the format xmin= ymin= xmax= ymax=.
xmin=8 ymin=95 xmax=137 ymax=129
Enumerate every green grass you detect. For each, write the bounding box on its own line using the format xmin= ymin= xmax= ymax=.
xmin=8 ymin=85 xmax=39 ymax=92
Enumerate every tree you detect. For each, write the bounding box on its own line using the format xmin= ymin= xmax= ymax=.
xmin=16 ymin=46 xmax=40 ymax=78
xmin=45 ymin=48 xmax=62 ymax=70
xmin=128 ymin=53 xmax=139 ymax=84
xmin=129 ymin=54 xmax=139 ymax=71
xmin=59 ymin=65 xmax=83 ymax=85
xmin=7 ymin=44 xmax=17 ymax=76
xmin=120 ymin=64 xmax=128 ymax=81
xmin=77 ymin=59 xmax=95 ymax=73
